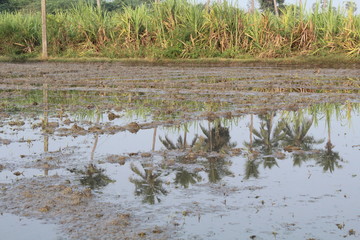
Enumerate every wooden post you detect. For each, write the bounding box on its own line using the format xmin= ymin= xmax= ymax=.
xmin=273 ymin=0 xmax=279 ymax=16
xmin=41 ymin=0 xmax=48 ymax=59
xmin=322 ymin=0 xmax=328 ymax=9
xmin=250 ymin=0 xmax=255 ymax=13
xmin=97 ymin=0 xmax=101 ymax=11
xmin=206 ymin=0 xmax=210 ymax=11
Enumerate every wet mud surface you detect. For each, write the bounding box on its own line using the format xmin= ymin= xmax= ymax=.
xmin=0 ymin=62 xmax=360 ymax=239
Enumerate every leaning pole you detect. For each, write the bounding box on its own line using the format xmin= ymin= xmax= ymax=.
xmin=41 ymin=0 xmax=48 ymax=59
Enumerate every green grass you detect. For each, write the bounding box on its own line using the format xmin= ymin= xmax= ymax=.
xmin=0 ymin=0 xmax=359 ymax=59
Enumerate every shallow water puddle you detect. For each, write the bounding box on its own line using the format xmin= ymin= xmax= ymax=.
xmin=1 ymin=100 xmax=360 ymax=239
xmin=0 ymin=213 xmax=61 ymax=240
xmin=93 ymin=107 xmax=360 ymax=240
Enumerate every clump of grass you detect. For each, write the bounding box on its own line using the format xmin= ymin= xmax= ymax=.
xmin=0 ymin=0 xmax=359 ymax=58
xmin=0 ymin=12 xmax=40 ymax=55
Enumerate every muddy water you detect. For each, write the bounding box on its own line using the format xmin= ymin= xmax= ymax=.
xmin=0 ymin=63 xmax=360 ymax=240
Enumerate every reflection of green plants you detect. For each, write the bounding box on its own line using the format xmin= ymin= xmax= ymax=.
xmin=263 ymin=156 xmax=278 ymax=169
xmin=314 ymin=142 xmax=342 ymax=172
xmin=292 ymin=153 xmax=311 ymax=167
xmin=129 ymin=163 xmax=168 ymax=204
xmin=2 ymin=88 xmax=223 ymax=122
xmin=160 ymin=122 xmax=235 ymax=183
xmin=242 ymin=104 xmax=359 ymax=178
xmin=68 ymin=164 xmax=114 ymax=189
xmin=73 ymin=108 xmax=102 ymax=122
xmin=313 ymin=106 xmax=343 ymax=172
xmin=283 ymin=115 xmax=324 ymax=150
xmin=282 ymin=113 xmax=324 ymax=166
xmin=174 ymin=168 xmax=202 ymax=188
xmin=205 ymin=156 xmax=233 ymax=183
xmin=2 ymin=103 xmax=21 ymax=113
xmin=244 ymin=155 xmax=260 ymax=179
xmin=251 ymin=112 xmax=286 ymax=153
xmin=244 ymin=112 xmax=285 ymax=171
xmin=243 ymin=113 xmax=262 ymax=179
xmin=159 ymin=134 xmax=198 ymax=150
xmin=196 ymin=122 xmax=237 ymax=153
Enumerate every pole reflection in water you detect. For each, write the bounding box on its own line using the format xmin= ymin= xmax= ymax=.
xmin=244 ymin=114 xmax=260 ymax=179
xmin=43 ymin=82 xmax=49 ymax=176
xmin=90 ymin=111 xmax=100 ymax=161
xmin=314 ymin=108 xmax=343 ymax=172
xmin=152 ymin=127 xmax=157 ymax=151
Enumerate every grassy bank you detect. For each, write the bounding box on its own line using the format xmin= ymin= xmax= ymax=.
xmin=0 ymin=0 xmax=359 ymax=59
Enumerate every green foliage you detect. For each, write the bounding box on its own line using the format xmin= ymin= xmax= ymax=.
xmin=0 ymin=0 xmax=14 ymax=12
xmin=0 ymin=0 xmax=359 ymax=58
xmin=0 ymin=12 xmax=40 ymax=55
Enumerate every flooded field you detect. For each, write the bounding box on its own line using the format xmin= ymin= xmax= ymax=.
xmin=0 ymin=62 xmax=360 ymax=240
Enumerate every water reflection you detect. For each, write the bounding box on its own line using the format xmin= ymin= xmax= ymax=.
xmin=196 ymin=122 xmax=237 ymax=153
xmin=160 ymin=122 xmax=235 ymax=183
xmin=313 ymin=104 xmax=344 ymax=172
xmin=204 ymin=156 xmax=233 ymax=183
xmin=201 ymin=122 xmax=236 ymax=182
xmin=69 ymin=164 xmax=114 ymax=189
xmin=244 ymin=157 xmax=260 ymax=179
xmin=283 ymin=115 xmax=323 ymax=150
xmin=159 ymin=123 xmax=198 ymax=150
xmin=243 ymin=112 xmax=285 ymax=176
xmin=152 ymin=127 xmax=157 ymax=151
xmin=90 ymin=112 xmax=101 ymax=161
xmin=0 ymin=88 xmax=222 ymax=123
xmin=315 ymin=142 xmax=343 ymax=172
xmin=251 ymin=112 xmax=286 ymax=155
xmin=129 ymin=163 xmax=168 ymax=204
xmin=154 ymin=108 xmax=348 ymax=182
xmin=314 ymin=106 xmax=343 ymax=172
xmin=174 ymin=168 xmax=202 ymax=188
xmin=159 ymin=134 xmax=198 ymax=150
xmin=2 ymin=85 xmax=356 ymax=195
xmin=42 ymin=82 xmax=49 ymax=154
xmin=43 ymin=82 xmax=49 ymax=176
xmin=282 ymin=113 xmax=325 ymax=167
xmin=292 ymin=153 xmax=311 ymax=167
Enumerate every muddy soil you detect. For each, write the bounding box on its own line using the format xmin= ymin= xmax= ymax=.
xmin=0 ymin=62 xmax=360 ymax=240
xmin=1 ymin=62 xmax=360 ymax=119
